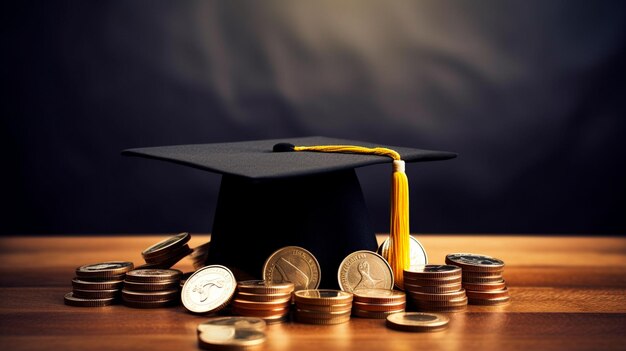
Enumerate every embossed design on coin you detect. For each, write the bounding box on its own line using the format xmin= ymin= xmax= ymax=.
xmin=263 ymin=246 xmax=321 ymax=291
xmin=182 ymin=265 xmax=236 ymax=313
xmin=378 ymin=236 xmax=428 ymax=267
xmin=445 ymin=253 xmax=504 ymax=271
xmin=338 ymin=251 xmax=394 ymax=292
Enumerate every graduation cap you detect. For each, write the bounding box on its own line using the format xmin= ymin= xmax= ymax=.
xmin=122 ymin=136 xmax=456 ymax=288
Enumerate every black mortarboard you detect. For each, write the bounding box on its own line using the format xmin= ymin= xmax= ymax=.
xmin=122 ymin=136 xmax=456 ymax=288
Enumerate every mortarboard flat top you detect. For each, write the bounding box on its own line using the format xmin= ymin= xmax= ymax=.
xmin=122 ymin=136 xmax=457 ymax=180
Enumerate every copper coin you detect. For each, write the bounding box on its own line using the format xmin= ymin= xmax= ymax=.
xmin=385 ymin=312 xmax=449 ymax=332
xmin=75 ymin=262 xmax=134 ymax=278
xmin=353 ymin=288 xmax=406 ymax=304
xmin=142 ymin=232 xmax=190 ymax=259
xmin=143 ymin=244 xmax=192 ymax=264
xmin=235 ymin=291 xmax=293 ymax=303
xmin=232 ymin=306 xmax=290 ymax=318
xmin=293 ymin=289 xmax=353 ymax=306
xmin=263 ymin=247 xmax=321 ymax=291
xmin=446 ymin=253 xmax=504 ymax=272
xmin=295 ymin=314 xmax=351 ymax=325
xmin=198 ymin=328 xmax=266 ymax=349
xmin=197 ymin=317 xmax=266 ymax=335
xmin=181 ymin=265 xmax=236 ymax=314
xmin=72 ymin=278 xmax=123 ymax=290
xmin=462 ymin=275 xmax=504 ymax=284
xmin=465 ymin=287 xmax=510 ymax=299
xmin=231 ymin=299 xmax=291 ymax=311
xmin=295 ymin=309 xmax=351 ymax=320
xmin=468 ymin=295 xmax=511 ymax=306
xmin=409 ymin=289 xmax=466 ymax=302
xmin=72 ymin=289 xmax=119 ymax=299
xmin=295 ymin=302 xmax=352 ymax=313
xmin=413 ymin=296 xmax=468 ymax=308
xmin=237 ymin=280 xmax=295 ymax=295
xmin=404 ymin=265 xmax=462 ymax=279
xmin=404 ymin=282 xmax=462 ymax=294
xmin=353 ymin=301 xmax=406 ymax=312
xmin=63 ymin=292 xmax=116 ymax=307
xmin=338 ymin=251 xmax=394 ymax=293
xmin=121 ymin=289 xmax=179 ymax=302
xmin=352 ymin=308 xmax=405 ymax=319
xmin=415 ymin=304 xmax=467 ymax=313
xmin=123 ymin=280 xmax=180 ymax=292
xmin=404 ymin=276 xmax=462 ymax=286
xmin=123 ymin=299 xmax=178 ymax=309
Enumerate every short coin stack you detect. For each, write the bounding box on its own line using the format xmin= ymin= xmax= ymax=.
xmin=65 ymin=261 xmax=134 ymax=307
xmin=446 ymin=253 xmax=510 ymax=305
xmin=404 ymin=265 xmax=468 ymax=312
xmin=197 ymin=317 xmax=267 ymax=351
xmin=386 ymin=312 xmax=450 ymax=332
xmin=352 ymin=288 xmax=406 ymax=319
xmin=140 ymin=232 xmax=193 ymax=269
xmin=293 ymin=289 xmax=353 ymax=325
xmin=122 ymin=269 xmax=182 ymax=308
xmin=231 ymin=280 xmax=294 ymax=324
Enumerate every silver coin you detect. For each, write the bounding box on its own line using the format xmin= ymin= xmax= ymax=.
xmin=181 ymin=265 xmax=236 ymax=313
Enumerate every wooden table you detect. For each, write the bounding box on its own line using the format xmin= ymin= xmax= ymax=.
xmin=1 ymin=235 xmax=625 ymax=350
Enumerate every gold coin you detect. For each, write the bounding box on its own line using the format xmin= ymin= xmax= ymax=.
xmin=409 ymin=289 xmax=467 ymax=302
xmin=404 ymin=265 xmax=462 ymax=279
xmin=263 ymin=247 xmax=321 ymax=291
xmin=181 ymin=265 xmax=236 ymax=314
xmin=235 ymin=291 xmax=293 ymax=303
xmin=353 ymin=288 xmax=406 ymax=304
xmin=237 ymin=280 xmax=295 ymax=295
xmin=197 ymin=317 xmax=266 ymax=335
xmin=385 ymin=312 xmax=449 ymax=332
xmin=72 ymin=289 xmax=119 ymax=299
xmin=293 ymin=289 xmax=353 ymax=305
xmin=63 ymin=292 xmax=116 ymax=307
xmin=378 ymin=236 xmax=428 ymax=267
xmin=462 ymin=280 xmax=506 ymax=291
xmin=121 ymin=289 xmax=179 ymax=302
xmin=142 ymin=232 xmax=190 ymax=259
xmin=404 ymin=282 xmax=462 ymax=294
xmin=337 ymin=251 xmax=394 ymax=292
xmin=231 ymin=299 xmax=291 ymax=310
xmin=445 ymin=253 xmax=504 ymax=272
xmin=75 ymin=262 xmax=134 ymax=279
xmin=352 ymin=308 xmax=404 ymax=319
xmin=71 ymin=278 xmax=123 ymax=290
xmin=198 ymin=328 xmax=266 ymax=349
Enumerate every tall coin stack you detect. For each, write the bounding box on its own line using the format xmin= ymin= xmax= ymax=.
xmin=122 ymin=269 xmax=182 ymax=308
xmin=231 ymin=280 xmax=295 ymax=324
xmin=446 ymin=253 xmax=510 ymax=306
xmin=352 ymin=288 xmax=406 ymax=319
xmin=140 ymin=232 xmax=193 ymax=269
xmin=404 ymin=265 xmax=468 ymax=312
xmin=65 ymin=261 xmax=134 ymax=307
xmin=293 ymin=290 xmax=353 ymax=325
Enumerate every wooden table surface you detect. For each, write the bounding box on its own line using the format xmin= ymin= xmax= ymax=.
xmin=1 ymin=235 xmax=625 ymax=351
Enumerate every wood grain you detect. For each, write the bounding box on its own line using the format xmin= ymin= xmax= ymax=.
xmin=1 ymin=235 xmax=625 ymax=351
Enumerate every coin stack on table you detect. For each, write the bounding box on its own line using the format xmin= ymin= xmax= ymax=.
xmin=293 ymin=289 xmax=354 ymax=325
xmin=446 ymin=253 xmax=510 ymax=305
xmin=231 ymin=280 xmax=295 ymax=324
xmin=65 ymin=261 xmax=134 ymax=307
xmin=403 ymin=265 xmax=468 ymax=312
xmin=121 ymin=268 xmax=183 ymax=308
xmin=352 ymin=288 xmax=406 ymax=319
xmin=140 ymin=232 xmax=193 ymax=269
xmin=197 ymin=317 xmax=267 ymax=351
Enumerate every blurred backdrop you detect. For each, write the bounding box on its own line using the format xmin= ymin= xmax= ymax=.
xmin=3 ymin=1 xmax=625 ymax=235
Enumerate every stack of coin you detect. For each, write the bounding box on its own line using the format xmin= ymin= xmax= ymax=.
xmin=293 ymin=290 xmax=353 ymax=325
xmin=352 ymin=288 xmax=406 ymax=319
xmin=121 ymin=268 xmax=182 ymax=308
xmin=446 ymin=253 xmax=510 ymax=305
xmin=404 ymin=265 xmax=467 ymax=312
xmin=386 ymin=312 xmax=450 ymax=332
xmin=190 ymin=241 xmax=211 ymax=270
xmin=64 ymin=261 xmax=134 ymax=307
xmin=139 ymin=232 xmax=193 ymax=269
xmin=231 ymin=280 xmax=294 ymax=324
xmin=182 ymin=265 xmax=237 ymax=314
xmin=197 ymin=317 xmax=267 ymax=351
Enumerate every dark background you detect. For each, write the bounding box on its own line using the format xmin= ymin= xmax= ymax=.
xmin=3 ymin=1 xmax=625 ymax=235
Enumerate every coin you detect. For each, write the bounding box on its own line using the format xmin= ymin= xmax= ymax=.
xmin=63 ymin=292 xmax=116 ymax=307
xmin=378 ymin=236 xmax=428 ymax=267
xmin=181 ymin=265 xmax=236 ymax=313
xmin=295 ymin=302 xmax=353 ymax=313
xmin=235 ymin=291 xmax=293 ymax=303
xmin=338 ymin=251 xmax=394 ymax=292
xmin=72 ymin=289 xmax=119 ymax=299
xmin=295 ymin=309 xmax=352 ymax=319
xmin=123 ymin=280 xmax=180 ymax=292
xmin=404 ymin=276 xmax=462 ymax=286
xmin=231 ymin=299 xmax=291 ymax=310
xmin=353 ymin=289 xmax=406 ymax=304
xmin=197 ymin=317 xmax=266 ymax=335
xmin=121 ymin=289 xmax=179 ymax=302
xmin=462 ymin=275 xmax=504 ymax=284
xmin=468 ymin=295 xmax=511 ymax=305
xmin=414 ymin=296 xmax=468 ymax=308
xmin=263 ymin=246 xmax=321 ymax=291
xmin=409 ymin=289 xmax=466 ymax=302
xmin=295 ymin=314 xmax=351 ymax=325
xmin=293 ymin=289 xmax=353 ymax=305
xmin=75 ymin=261 xmax=134 ymax=278
xmin=445 ymin=253 xmax=504 ymax=272
xmin=144 ymin=244 xmax=193 ymax=264
xmin=404 ymin=265 xmax=462 ymax=278
xmin=125 ymin=269 xmax=183 ymax=283
xmin=142 ymin=232 xmax=190 ymax=259
xmin=462 ymin=280 xmax=507 ymax=291
xmin=123 ymin=299 xmax=178 ymax=309
xmin=465 ymin=288 xmax=510 ymax=300
xmin=353 ymin=301 xmax=406 ymax=312
xmin=237 ymin=280 xmax=295 ymax=295
xmin=191 ymin=241 xmax=211 ymax=270
xmin=403 ymin=282 xmax=462 ymax=294
xmin=385 ymin=312 xmax=449 ymax=332
xmin=198 ymin=328 xmax=266 ymax=349
xmin=71 ymin=278 xmax=123 ymax=290
xmin=352 ymin=308 xmax=405 ymax=319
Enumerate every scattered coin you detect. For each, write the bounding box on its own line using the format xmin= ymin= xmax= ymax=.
xmin=386 ymin=312 xmax=449 ymax=332
xmin=198 ymin=328 xmax=266 ymax=350
xmin=378 ymin=236 xmax=428 ymax=267
xmin=142 ymin=232 xmax=190 ymax=260
xmin=263 ymin=246 xmax=321 ymax=291
xmin=181 ymin=265 xmax=236 ymax=314
xmin=338 ymin=251 xmax=394 ymax=292
xmin=197 ymin=317 xmax=266 ymax=335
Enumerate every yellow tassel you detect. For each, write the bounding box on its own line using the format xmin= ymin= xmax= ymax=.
xmin=292 ymin=144 xmax=411 ymax=288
